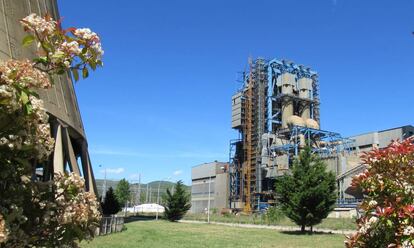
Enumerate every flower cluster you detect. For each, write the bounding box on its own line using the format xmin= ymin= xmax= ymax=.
xmin=0 ymin=59 xmax=51 ymax=89
xmin=74 ymin=28 xmax=104 ymax=59
xmin=53 ymin=173 xmax=101 ymax=227
xmin=0 ymin=214 xmax=7 ymax=244
xmin=19 ymin=13 xmax=103 ymax=80
xmin=20 ymin=13 xmax=56 ymax=35
xmin=345 ymin=138 xmax=414 ymax=247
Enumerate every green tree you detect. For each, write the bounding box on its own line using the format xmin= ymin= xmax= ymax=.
xmin=164 ymin=180 xmax=191 ymax=222
xmin=101 ymin=187 xmax=121 ymax=216
xmin=275 ymin=146 xmax=337 ymax=232
xmin=115 ymin=179 xmax=130 ymax=216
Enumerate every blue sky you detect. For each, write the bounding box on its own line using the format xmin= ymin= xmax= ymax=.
xmin=59 ymin=0 xmax=414 ymax=184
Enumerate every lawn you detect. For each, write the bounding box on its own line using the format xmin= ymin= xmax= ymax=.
xmin=80 ymin=220 xmax=346 ymax=248
xmin=183 ymin=213 xmax=356 ymax=231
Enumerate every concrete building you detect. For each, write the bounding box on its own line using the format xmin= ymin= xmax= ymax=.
xmin=191 ymin=161 xmax=229 ymax=213
xmin=334 ymin=125 xmax=414 ymax=204
xmin=0 ymin=1 xmax=96 ymax=193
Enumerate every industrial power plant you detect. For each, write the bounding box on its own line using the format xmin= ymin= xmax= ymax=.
xmin=191 ymin=57 xmax=414 ymax=215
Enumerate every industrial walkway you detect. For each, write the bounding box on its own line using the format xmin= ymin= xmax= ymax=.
xmin=179 ymin=220 xmax=355 ymax=235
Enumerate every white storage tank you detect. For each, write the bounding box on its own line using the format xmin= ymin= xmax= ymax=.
xmin=287 ymin=115 xmax=305 ymax=127
xmin=305 ymin=118 xmax=319 ymax=129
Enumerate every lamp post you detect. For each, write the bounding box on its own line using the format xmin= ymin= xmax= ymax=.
xmin=207 ymin=176 xmax=211 ymax=224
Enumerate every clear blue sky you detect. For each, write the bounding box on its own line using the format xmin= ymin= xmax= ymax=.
xmin=59 ymin=0 xmax=414 ymax=184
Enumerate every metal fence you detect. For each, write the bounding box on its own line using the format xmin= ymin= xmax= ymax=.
xmin=98 ymin=216 xmax=125 ymax=236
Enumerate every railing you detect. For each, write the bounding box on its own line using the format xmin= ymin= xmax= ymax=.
xmin=336 ymin=198 xmax=363 ymax=208
xmin=98 ymin=216 xmax=124 ymax=236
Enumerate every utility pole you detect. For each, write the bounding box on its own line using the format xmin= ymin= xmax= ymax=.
xmin=137 ymin=174 xmax=141 ymax=205
xmin=149 ymin=187 xmax=152 ymax=203
xmin=146 ymin=184 xmax=149 ymax=203
xmin=156 ymin=181 xmax=161 ymax=220
xmin=99 ymin=165 xmax=107 ymax=201
xmin=207 ymin=176 xmax=211 ymax=224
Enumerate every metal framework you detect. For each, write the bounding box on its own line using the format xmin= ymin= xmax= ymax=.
xmin=271 ymin=125 xmax=354 ymax=159
xmin=229 ymin=57 xmax=354 ymax=212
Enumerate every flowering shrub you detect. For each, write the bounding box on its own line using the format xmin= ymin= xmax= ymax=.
xmin=20 ymin=13 xmax=103 ymax=81
xmin=345 ymin=138 xmax=414 ymax=248
xmin=26 ymin=173 xmax=101 ymax=247
xmin=0 ymin=13 xmax=103 ymax=247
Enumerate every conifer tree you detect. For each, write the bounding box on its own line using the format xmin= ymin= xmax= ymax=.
xmin=275 ymin=146 xmax=337 ymax=232
xmin=101 ymin=187 xmax=121 ymax=216
xmin=164 ymin=180 xmax=191 ymax=222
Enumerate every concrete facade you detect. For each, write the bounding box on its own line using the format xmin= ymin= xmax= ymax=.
xmin=191 ymin=162 xmax=229 ymax=213
xmin=0 ymin=0 xmax=96 ymax=193
xmin=335 ymin=125 xmax=414 ymax=202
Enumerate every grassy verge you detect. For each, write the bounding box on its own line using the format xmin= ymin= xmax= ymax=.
xmin=81 ymin=220 xmax=346 ymax=248
xmin=183 ymin=213 xmax=356 ymax=230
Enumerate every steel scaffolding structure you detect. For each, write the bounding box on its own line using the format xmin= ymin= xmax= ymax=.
xmin=229 ymin=57 xmax=353 ymax=212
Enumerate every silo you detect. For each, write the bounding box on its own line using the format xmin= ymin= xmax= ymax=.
xmin=281 ymin=72 xmax=295 ymax=128
xmin=298 ymin=77 xmax=312 ymax=120
xmin=0 ymin=0 xmax=96 ymax=193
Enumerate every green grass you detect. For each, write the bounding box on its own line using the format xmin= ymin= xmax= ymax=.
xmin=80 ymin=220 xmax=346 ymax=248
xmin=183 ymin=213 xmax=356 ymax=231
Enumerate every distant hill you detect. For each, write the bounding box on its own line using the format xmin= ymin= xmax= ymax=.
xmin=95 ymin=179 xmax=190 ymax=205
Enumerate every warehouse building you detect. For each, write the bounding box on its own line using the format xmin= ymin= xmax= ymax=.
xmin=190 ymin=161 xmax=229 ymax=213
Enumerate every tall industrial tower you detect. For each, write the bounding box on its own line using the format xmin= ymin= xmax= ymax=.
xmin=230 ymin=58 xmax=352 ymax=212
xmin=0 ymin=0 xmax=96 ymax=193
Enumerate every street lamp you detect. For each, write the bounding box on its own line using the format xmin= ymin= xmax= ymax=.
xmin=156 ymin=177 xmax=171 ymax=220
xmin=203 ymin=176 xmax=212 ymax=224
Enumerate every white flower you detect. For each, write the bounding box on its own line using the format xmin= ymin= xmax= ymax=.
xmin=404 ymin=226 xmax=414 ymax=236
xmin=368 ymin=200 xmax=378 ymax=207
xmin=20 ymin=13 xmax=56 ymax=34
xmin=403 ymin=240 xmax=414 ymax=248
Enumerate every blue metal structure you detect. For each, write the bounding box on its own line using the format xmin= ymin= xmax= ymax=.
xmin=266 ymin=59 xmax=319 ymax=133
xmin=229 ymin=57 xmax=353 ymax=211
xmin=271 ymin=125 xmax=354 ymax=164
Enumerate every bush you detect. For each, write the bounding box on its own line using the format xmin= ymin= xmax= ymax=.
xmin=0 ymin=13 xmax=103 ymax=247
xmin=345 ymin=138 xmax=414 ymax=247
xmin=266 ymin=207 xmax=284 ymax=224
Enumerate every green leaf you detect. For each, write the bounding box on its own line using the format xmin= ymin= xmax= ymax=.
xmin=33 ymin=57 xmax=48 ymax=65
xmin=22 ymin=35 xmax=35 ymax=47
xmin=71 ymin=68 xmax=79 ymax=82
xmin=20 ymin=91 xmax=29 ymax=104
xmin=24 ymin=103 xmax=33 ymax=114
xmin=82 ymin=67 xmax=89 ymax=79
xmin=89 ymin=60 xmax=96 ymax=71
xmin=42 ymin=42 xmax=52 ymax=52
xmin=52 ymin=51 xmax=65 ymax=59
xmin=96 ymin=60 xmax=103 ymax=67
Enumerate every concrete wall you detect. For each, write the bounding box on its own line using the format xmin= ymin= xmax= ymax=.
xmin=231 ymin=92 xmax=243 ymax=129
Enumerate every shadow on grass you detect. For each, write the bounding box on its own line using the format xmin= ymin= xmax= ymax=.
xmin=124 ymin=215 xmax=157 ymax=223
xmin=280 ymin=230 xmax=334 ymax=236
